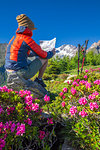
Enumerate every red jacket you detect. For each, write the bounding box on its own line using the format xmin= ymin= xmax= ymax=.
xmin=5 ymin=26 xmax=53 ymax=71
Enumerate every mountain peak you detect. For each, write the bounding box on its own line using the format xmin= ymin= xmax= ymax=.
xmin=55 ymin=44 xmax=77 ymax=58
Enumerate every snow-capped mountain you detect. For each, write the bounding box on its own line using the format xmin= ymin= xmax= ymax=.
xmin=89 ymin=40 xmax=100 ymax=49
xmin=87 ymin=40 xmax=100 ymax=53
xmin=55 ymin=44 xmax=77 ymax=58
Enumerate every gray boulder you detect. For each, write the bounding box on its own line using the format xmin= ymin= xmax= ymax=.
xmin=62 ymin=138 xmax=75 ymax=150
xmin=7 ymin=72 xmax=48 ymax=99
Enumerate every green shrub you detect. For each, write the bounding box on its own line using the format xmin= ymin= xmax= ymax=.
xmin=45 ymin=50 xmax=100 ymax=75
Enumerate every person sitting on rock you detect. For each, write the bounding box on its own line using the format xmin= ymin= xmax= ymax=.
xmin=5 ymin=14 xmax=55 ymax=88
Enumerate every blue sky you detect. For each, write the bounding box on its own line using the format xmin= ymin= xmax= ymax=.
xmin=0 ymin=0 xmax=100 ymax=48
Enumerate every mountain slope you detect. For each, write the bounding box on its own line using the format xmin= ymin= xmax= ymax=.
xmin=87 ymin=40 xmax=100 ymax=54
xmin=55 ymin=44 xmax=77 ymax=58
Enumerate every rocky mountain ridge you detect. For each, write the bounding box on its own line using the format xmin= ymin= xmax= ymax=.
xmin=55 ymin=44 xmax=77 ymax=58
xmin=87 ymin=40 xmax=100 ymax=53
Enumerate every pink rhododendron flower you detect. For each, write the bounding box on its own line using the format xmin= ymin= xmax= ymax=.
xmin=3 ymin=122 xmax=9 ymax=130
xmin=11 ymin=123 xmax=16 ymax=133
xmin=93 ymin=91 xmax=99 ymax=96
xmin=19 ymin=90 xmax=25 ymax=95
xmin=59 ymin=92 xmax=64 ymax=96
xmin=27 ymin=118 xmax=32 ymax=126
xmin=25 ymin=105 xmax=32 ymax=112
xmin=0 ymin=122 xmax=3 ymax=128
xmin=16 ymin=122 xmax=20 ymax=126
xmin=85 ymin=81 xmax=91 ymax=89
xmin=94 ymin=79 xmax=100 ymax=85
xmin=3 ymin=134 xmax=7 ymax=140
xmin=44 ymin=95 xmax=50 ymax=102
xmin=24 ymin=90 xmax=31 ymax=95
xmin=31 ymin=103 xmax=39 ymax=111
xmin=74 ymin=79 xmax=76 ymax=82
xmin=79 ymin=97 xmax=87 ymax=105
xmin=16 ymin=123 xmax=25 ymax=136
xmin=47 ymin=118 xmax=53 ymax=124
xmin=0 ymin=122 xmax=3 ymax=133
xmin=79 ymin=80 xmax=86 ymax=85
xmin=2 ymin=86 xmax=8 ymax=92
xmin=72 ymin=81 xmax=77 ymax=85
xmin=76 ymin=83 xmax=79 ymax=86
xmin=77 ymin=79 xmax=80 ymax=82
xmin=25 ymin=95 xmax=33 ymax=106
xmin=24 ymin=118 xmax=32 ymax=126
xmin=62 ymin=95 xmax=66 ymax=99
xmin=89 ymin=102 xmax=99 ymax=110
xmin=63 ymin=87 xmax=67 ymax=93
xmin=4 ymin=121 xmax=12 ymax=130
xmin=72 ymin=81 xmax=79 ymax=86
xmin=7 ymin=89 xmax=13 ymax=93
xmin=19 ymin=90 xmax=31 ymax=97
xmin=39 ymin=130 xmax=45 ymax=140
xmin=79 ymin=109 xmax=88 ymax=117
xmin=69 ymin=106 xmax=77 ymax=116
xmin=7 ymin=107 xmax=15 ymax=115
xmin=0 ymin=86 xmax=8 ymax=92
xmin=2 ymin=121 xmax=16 ymax=133
xmin=0 ymin=106 xmax=4 ymax=114
xmin=67 ymin=81 xmax=69 ymax=84
xmin=88 ymin=91 xmax=99 ymax=100
xmin=0 ymin=138 xmax=5 ymax=149
xmin=15 ymin=91 xmax=18 ymax=94
xmin=84 ymin=75 xmax=87 ymax=79
xmin=61 ymin=101 xmax=65 ymax=107
xmin=88 ymin=95 xmax=95 ymax=100
xmin=85 ymin=69 xmax=88 ymax=73
xmin=67 ymin=80 xmax=72 ymax=84
xmin=71 ymin=87 xmax=76 ymax=95
xmin=0 ymin=87 xmax=2 ymax=92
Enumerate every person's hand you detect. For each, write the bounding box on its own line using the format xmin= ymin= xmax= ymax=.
xmin=52 ymin=48 xmax=56 ymax=55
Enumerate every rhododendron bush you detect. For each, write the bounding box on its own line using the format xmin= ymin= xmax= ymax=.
xmin=0 ymin=88 xmax=55 ymax=150
xmin=43 ymin=68 xmax=100 ymax=150
xmin=0 ymin=67 xmax=100 ymax=150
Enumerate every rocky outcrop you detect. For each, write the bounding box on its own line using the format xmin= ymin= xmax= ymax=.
xmin=0 ymin=65 xmax=7 ymax=86
xmin=62 ymin=138 xmax=75 ymax=150
xmin=64 ymin=74 xmax=76 ymax=83
xmin=7 ymin=72 xmax=48 ymax=99
xmin=0 ymin=43 xmax=7 ymax=65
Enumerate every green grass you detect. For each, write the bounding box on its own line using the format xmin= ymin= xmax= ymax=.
xmin=63 ymin=65 xmax=100 ymax=75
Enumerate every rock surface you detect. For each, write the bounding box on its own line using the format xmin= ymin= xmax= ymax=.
xmin=62 ymin=138 xmax=75 ymax=150
xmin=7 ymin=72 xmax=48 ymax=99
xmin=64 ymin=74 xmax=76 ymax=83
